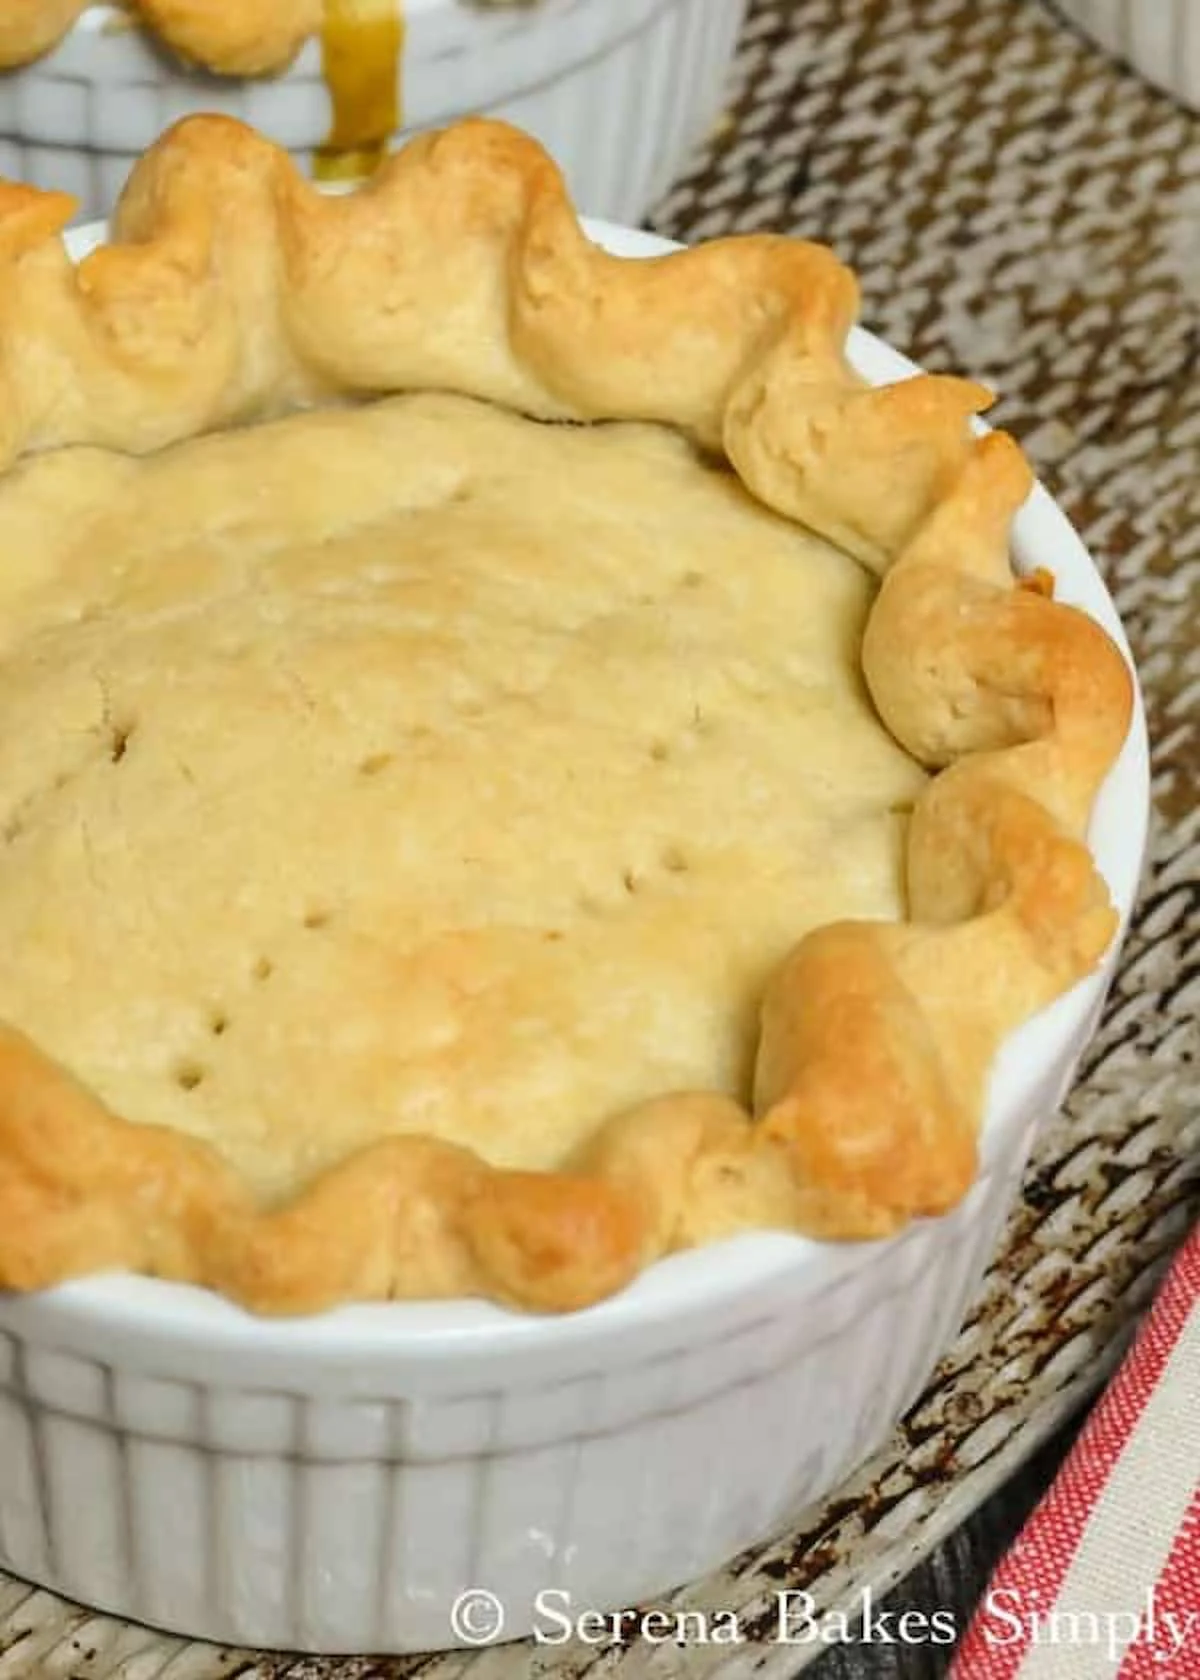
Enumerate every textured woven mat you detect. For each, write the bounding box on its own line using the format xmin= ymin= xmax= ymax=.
xmin=0 ymin=0 xmax=1197 ymax=1675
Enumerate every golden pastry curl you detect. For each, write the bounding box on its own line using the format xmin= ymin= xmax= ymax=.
xmin=0 ymin=0 xmax=321 ymax=74
xmin=0 ymin=117 xmax=1133 ymax=1313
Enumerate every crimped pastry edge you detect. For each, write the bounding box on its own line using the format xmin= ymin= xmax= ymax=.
xmin=0 ymin=115 xmax=1134 ymax=1315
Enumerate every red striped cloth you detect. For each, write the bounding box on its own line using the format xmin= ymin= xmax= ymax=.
xmin=952 ymin=1222 xmax=1200 ymax=1678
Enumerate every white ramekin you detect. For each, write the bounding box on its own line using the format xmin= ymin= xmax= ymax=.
xmin=0 ymin=217 xmax=1150 ymax=1655
xmin=1054 ymin=0 xmax=1200 ymax=108
xmin=0 ymin=0 xmax=747 ymax=220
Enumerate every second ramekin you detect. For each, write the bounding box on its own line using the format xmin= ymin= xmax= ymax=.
xmin=0 ymin=0 xmax=747 ymax=220
xmin=1053 ymin=0 xmax=1200 ymax=109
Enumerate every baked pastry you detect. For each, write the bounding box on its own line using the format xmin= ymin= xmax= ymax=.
xmin=0 ymin=116 xmax=1132 ymax=1315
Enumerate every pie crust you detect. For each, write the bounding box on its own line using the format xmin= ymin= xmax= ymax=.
xmin=0 ymin=116 xmax=1133 ymax=1314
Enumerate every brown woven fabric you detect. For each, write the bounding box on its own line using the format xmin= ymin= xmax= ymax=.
xmin=0 ymin=0 xmax=1196 ymax=1672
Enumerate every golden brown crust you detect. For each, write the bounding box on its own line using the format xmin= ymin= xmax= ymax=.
xmin=0 ymin=1 xmax=322 ymax=74
xmin=0 ymin=116 xmax=1134 ymax=1313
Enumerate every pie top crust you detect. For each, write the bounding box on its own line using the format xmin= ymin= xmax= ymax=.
xmin=0 ymin=391 xmax=922 ymax=1201
xmin=0 ymin=116 xmax=1133 ymax=1315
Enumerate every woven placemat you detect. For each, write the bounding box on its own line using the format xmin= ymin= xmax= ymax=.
xmin=0 ymin=0 xmax=1197 ymax=1675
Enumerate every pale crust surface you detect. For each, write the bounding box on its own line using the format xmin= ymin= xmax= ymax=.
xmin=0 ymin=116 xmax=1134 ymax=1314
xmin=0 ymin=394 xmax=921 ymax=1202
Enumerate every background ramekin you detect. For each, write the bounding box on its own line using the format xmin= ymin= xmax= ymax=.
xmin=0 ymin=0 xmax=747 ymax=221
xmin=1052 ymin=0 xmax=1200 ymax=109
xmin=0 ymin=216 xmax=1150 ymax=1655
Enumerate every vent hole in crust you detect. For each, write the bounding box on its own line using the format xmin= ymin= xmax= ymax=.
xmin=689 ymin=705 xmax=714 ymax=738
xmin=109 ymin=722 xmax=135 ymax=763
xmin=662 ymin=845 xmax=689 ymax=874
xmin=209 ymin=1009 xmax=229 ymax=1037
xmin=253 ymin=956 xmax=274 ymax=982
xmin=303 ymin=908 xmax=332 ymax=931
xmin=622 ymin=868 xmax=639 ymax=895
xmin=649 ymin=740 xmax=671 ymax=763
xmin=358 ymin=752 xmax=394 ymax=777
xmin=174 ymin=1061 xmax=206 ymax=1093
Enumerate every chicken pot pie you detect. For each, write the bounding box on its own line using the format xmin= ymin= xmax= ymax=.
xmin=1 ymin=1 xmax=416 ymax=187
xmin=1 ymin=1 xmax=365 ymax=74
xmin=0 ymin=117 xmax=1132 ymax=1315
xmin=0 ymin=1 xmax=535 ymax=71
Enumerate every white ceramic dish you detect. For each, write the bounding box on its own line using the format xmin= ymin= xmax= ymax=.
xmin=1054 ymin=0 xmax=1200 ymax=109
xmin=0 ymin=0 xmax=747 ymax=220
xmin=0 ymin=214 xmax=1150 ymax=1655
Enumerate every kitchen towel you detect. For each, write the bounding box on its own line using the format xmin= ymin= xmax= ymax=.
xmin=952 ymin=1223 xmax=1200 ymax=1677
